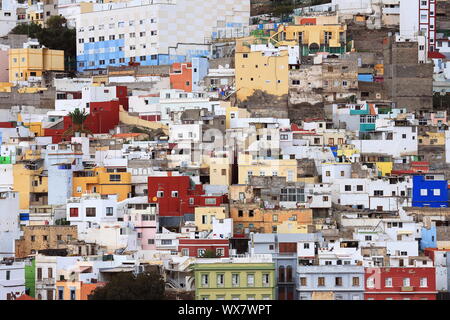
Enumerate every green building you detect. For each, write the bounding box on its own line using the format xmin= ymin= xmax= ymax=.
xmin=25 ymin=259 xmax=35 ymax=298
xmin=0 ymin=156 xmax=11 ymax=164
xmin=192 ymin=259 xmax=276 ymax=300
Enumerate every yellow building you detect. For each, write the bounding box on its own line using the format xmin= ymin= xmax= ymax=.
xmin=419 ymin=132 xmax=445 ymax=146
xmin=13 ymin=162 xmax=48 ymax=210
xmin=195 ymin=206 xmax=228 ymax=232
xmin=9 ymin=47 xmax=64 ymax=82
xmin=225 ymin=104 xmax=250 ymax=129
xmin=72 ymin=167 xmax=131 ymax=201
xmin=209 ymin=156 xmax=232 ymax=185
xmin=276 ymin=220 xmax=309 ymax=233
xmin=235 ymin=37 xmax=289 ymax=102
xmin=238 ymin=153 xmax=298 ymax=184
xmin=270 ymin=23 xmax=347 ymax=55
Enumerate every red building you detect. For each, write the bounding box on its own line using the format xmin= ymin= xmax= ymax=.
xmin=364 ymin=267 xmax=437 ymax=300
xmin=169 ymin=63 xmax=192 ymax=92
xmin=147 ymin=175 xmax=228 ymax=227
xmin=44 ymin=100 xmax=121 ymax=143
xmin=178 ymin=238 xmax=229 ymax=257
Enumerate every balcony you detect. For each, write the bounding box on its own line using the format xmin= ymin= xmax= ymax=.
xmin=401 ymin=286 xmax=414 ymax=292
xmin=36 ymin=278 xmax=55 ymax=288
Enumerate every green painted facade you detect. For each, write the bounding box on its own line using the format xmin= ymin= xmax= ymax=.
xmin=192 ymin=262 xmax=276 ymax=300
xmin=0 ymin=156 xmax=11 ymax=164
xmin=25 ymin=259 xmax=35 ymax=298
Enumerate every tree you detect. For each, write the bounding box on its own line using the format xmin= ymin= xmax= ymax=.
xmin=9 ymin=16 xmax=77 ymax=72
xmin=88 ymin=271 xmax=166 ymax=300
xmin=64 ymin=108 xmax=90 ymax=138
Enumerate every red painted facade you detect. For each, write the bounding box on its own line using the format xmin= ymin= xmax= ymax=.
xmin=169 ymin=63 xmax=192 ymax=92
xmin=147 ymin=175 xmax=228 ymax=217
xmin=364 ymin=267 xmax=437 ymax=300
xmin=44 ymin=100 xmax=121 ymax=143
xmin=178 ymin=238 xmax=229 ymax=257
xmin=0 ymin=122 xmax=15 ymax=128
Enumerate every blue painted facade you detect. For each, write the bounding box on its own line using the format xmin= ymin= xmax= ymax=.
xmin=77 ymin=38 xmax=191 ymax=72
xmin=420 ymin=226 xmax=437 ymax=250
xmin=19 ymin=213 xmax=29 ymax=221
xmin=191 ymin=57 xmax=209 ymax=92
xmin=412 ymin=175 xmax=449 ymax=207
xmin=358 ymin=74 xmax=374 ymax=82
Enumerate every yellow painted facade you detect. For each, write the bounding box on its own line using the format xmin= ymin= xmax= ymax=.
xmin=0 ymin=82 xmax=13 ymax=92
xmin=419 ymin=132 xmax=445 ymax=146
xmin=195 ymin=206 xmax=228 ymax=232
xmin=13 ymin=163 xmax=48 ymax=210
xmin=238 ymin=153 xmax=298 ymax=184
xmin=375 ymin=162 xmax=393 ymax=176
xmin=209 ymin=157 xmax=232 ymax=185
xmin=271 ymin=24 xmax=347 ymax=48
xmin=72 ymin=167 xmax=131 ymax=201
xmin=9 ymin=48 xmax=64 ymax=82
xmin=277 ymin=220 xmax=309 ymax=233
xmin=235 ymin=42 xmax=289 ymax=101
xmin=225 ymin=104 xmax=250 ymax=129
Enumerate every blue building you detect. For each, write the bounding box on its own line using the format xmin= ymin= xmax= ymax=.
xmin=412 ymin=175 xmax=449 ymax=208
xmin=420 ymin=226 xmax=437 ymax=250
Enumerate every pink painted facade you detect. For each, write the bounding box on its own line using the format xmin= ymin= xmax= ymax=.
xmin=125 ymin=203 xmax=158 ymax=250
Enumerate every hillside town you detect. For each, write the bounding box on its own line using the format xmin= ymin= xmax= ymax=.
xmin=1 ymin=0 xmax=450 ymax=302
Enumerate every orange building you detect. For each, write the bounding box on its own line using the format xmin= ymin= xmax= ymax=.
xmin=170 ymin=62 xmax=192 ymax=92
xmin=55 ymin=280 xmax=105 ymax=300
xmin=230 ymin=204 xmax=313 ymax=234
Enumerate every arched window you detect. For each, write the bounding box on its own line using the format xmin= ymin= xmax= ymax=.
xmin=278 ymin=266 xmax=285 ymax=282
xmin=286 ymin=265 xmax=293 ymax=282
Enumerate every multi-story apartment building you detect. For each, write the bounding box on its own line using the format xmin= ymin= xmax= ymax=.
xmin=75 ymin=0 xmax=250 ymax=72
xmin=192 ymin=255 xmax=276 ymax=300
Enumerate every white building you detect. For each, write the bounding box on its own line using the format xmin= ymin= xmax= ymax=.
xmin=0 ymin=191 xmax=20 ymax=259
xmin=75 ymin=0 xmax=250 ymax=71
xmin=400 ymin=0 xmax=436 ymax=53
xmin=0 ymin=260 xmax=25 ymax=300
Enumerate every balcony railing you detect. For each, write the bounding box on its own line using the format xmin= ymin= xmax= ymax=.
xmin=36 ymin=278 xmax=55 ymax=287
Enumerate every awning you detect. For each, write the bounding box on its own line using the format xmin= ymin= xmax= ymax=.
xmin=52 ymin=158 xmax=75 ymax=166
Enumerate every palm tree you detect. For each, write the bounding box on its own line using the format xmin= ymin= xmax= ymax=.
xmin=63 ymin=108 xmax=91 ymax=137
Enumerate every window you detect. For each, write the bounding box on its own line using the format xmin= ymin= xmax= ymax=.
xmin=232 ymin=274 xmax=240 ymax=287
xmin=374 ymin=190 xmax=383 ymax=196
xmin=205 ymin=198 xmax=216 ymax=205
xmin=110 ymin=174 xmax=121 ymax=182
xmin=247 ymin=274 xmax=255 ymax=287
xmin=263 ymin=273 xmax=270 ymax=286
xmin=367 ymin=277 xmax=375 ymax=288
xmin=69 ymin=208 xmax=78 ymax=217
xmin=171 ymin=191 xmax=178 ymax=198
xmin=43 ymin=235 xmax=48 ymax=241
xmin=403 ymin=278 xmax=410 ymax=287
xmin=86 ymin=207 xmax=96 ymax=217
xmin=181 ymin=248 xmax=189 ymax=256
xmin=352 ymin=277 xmax=360 ymax=286
xmin=420 ymin=189 xmax=428 ymax=196
xmin=292 ymin=80 xmax=300 ymax=85
xmin=217 ymin=274 xmax=224 ymax=286
xmin=303 ymin=243 xmax=310 ymax=249
xmin=37 ymin=268 xmax=42 ymax=280
xmin=318 ymin=277 xmax=325 ymax=286
xmin=420 ymin=277 xmax=428 ymax=288
xmin=201 ymin=274 xmax=209 ymax=287
xmin=216 ymin=248 xmax=224 ymax=257
xmin=357 ymin=185 xmax=363 ymax=191
xmin=156 ymin=191 xmax=164 ymax=198
xmin=335 ymin=277 xmax=343 ymax=286
xmin=300 ymin=277 xmax=307 ymax=286
xmin=326 ymin=171 xmax=331 ymax=177
xmin=433 ymin=189 xmax=441 ymax=196
xmin=6 ymin=270 xmax=10 ymax=280
xmin=383 ymin=277 xmax=392 ymax=288
xmin=345 ymin=185 xmax=351 ymax=191
xmin=197 ymin=249 xmax=206 ymax=257
xmin=106 ymin=207 xmax=113 ymax=216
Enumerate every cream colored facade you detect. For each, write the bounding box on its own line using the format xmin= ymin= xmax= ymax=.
xmin=209 ymin=157 xmax=232 ymax=185
xmin=9 ymin=48 xmax=64 ymax=82
xmin=195 ymin=206 xmax=228 ymax=232
xmin=238 ymin=153 xmax=298 ymax=184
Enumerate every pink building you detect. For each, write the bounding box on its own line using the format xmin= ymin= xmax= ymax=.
xmin=125 ymin=201 xmax=159 ymax=250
